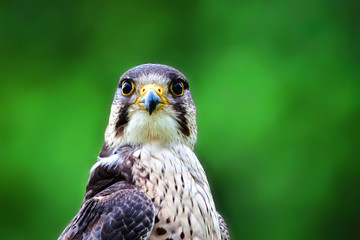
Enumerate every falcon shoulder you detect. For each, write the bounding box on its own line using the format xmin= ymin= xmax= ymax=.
xmin=58 ymin=146 xmax=155 ymax=240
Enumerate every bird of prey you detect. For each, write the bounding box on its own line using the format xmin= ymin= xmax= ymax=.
xmin=58 ymin=64 xmax=230 ymax=240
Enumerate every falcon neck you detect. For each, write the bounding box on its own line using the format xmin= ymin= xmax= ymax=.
xmin=134 ymin=143 xmax=211 ymax=192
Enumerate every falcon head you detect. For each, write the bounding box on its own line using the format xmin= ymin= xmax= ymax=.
xmin=100 ymin=64 xmax=197 ymax=157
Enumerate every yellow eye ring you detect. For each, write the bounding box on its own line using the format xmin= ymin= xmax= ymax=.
xmin=170 ymin=80 xmax=184 ymax=96
xmin=121 ymin=80 xmax=135 ymax=95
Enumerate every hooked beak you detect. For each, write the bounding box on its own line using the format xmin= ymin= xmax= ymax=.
xmin=138 ymin=84 xmax=168 ymax=115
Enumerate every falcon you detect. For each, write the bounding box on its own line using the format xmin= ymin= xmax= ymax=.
xmin=58 ymin=64 xmax=230 ymax=240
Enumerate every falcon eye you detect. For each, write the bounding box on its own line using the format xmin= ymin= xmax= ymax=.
xmin=170 ymin=81 xmax=184 ymax=96
xmin=121 ymin=80 xmax=134 ymax=95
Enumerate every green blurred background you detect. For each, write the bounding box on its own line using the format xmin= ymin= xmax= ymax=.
xmin=1 ymin=0 xmax=359 ymax=239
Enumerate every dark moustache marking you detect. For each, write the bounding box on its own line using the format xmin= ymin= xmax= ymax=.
xmin=115 ymin=104 xmax=130 ymax=136
xmin=172 ymin=101 xmax=190 ymax=137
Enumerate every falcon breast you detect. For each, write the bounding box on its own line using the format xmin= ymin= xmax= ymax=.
xmin=58 ymin=64 xmax=230 ymax=240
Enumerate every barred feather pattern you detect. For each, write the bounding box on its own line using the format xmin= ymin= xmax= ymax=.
xmin=131 ymin=144 xmax=223 ymax=240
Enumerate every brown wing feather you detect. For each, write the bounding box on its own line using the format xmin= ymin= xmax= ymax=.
xmin=58 ymin=146 xmax=155 ymax=240
xmin=59 ymin=184 xmax=154 ymax=240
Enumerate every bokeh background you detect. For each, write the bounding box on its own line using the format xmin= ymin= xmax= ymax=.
xmin=1 ymin=0 xmax=359 ymax=239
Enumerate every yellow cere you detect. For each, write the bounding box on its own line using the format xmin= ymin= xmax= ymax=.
xmin=136 ymin=84 xmax=169 ymax=105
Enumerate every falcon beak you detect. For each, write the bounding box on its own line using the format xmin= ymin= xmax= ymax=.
xmin=138 ymin=84 xmax=168 ymax=115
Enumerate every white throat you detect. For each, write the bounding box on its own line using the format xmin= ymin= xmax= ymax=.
xmin=105 ymin=106 xmax=188 ymax=149
xmin=124 ymin=110 xmax=180 ymax=146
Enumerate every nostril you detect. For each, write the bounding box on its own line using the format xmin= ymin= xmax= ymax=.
xmin=142 ymin=88 xmax=146 ymax=93
xmin=158 ymin=88 xmax=161 ymax=93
